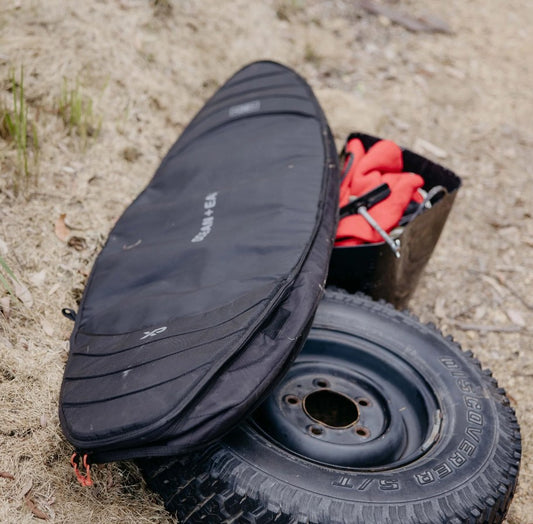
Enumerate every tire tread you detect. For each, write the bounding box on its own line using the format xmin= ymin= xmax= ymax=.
xmin=139 ymin=290 xmax=521 ymax=524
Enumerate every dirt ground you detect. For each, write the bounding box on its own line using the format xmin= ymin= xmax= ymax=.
xmin=0 ymin=0 xmax=531 ymax=522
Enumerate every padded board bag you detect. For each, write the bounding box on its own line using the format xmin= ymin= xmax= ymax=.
xmin=59 ymin=61 xmax=339 ymax=463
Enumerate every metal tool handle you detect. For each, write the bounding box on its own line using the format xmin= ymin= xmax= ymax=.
xmin=338 ymin=183 xmax=400 ymax=257
xmin=339 ymin=183 xmax=391 ymax=219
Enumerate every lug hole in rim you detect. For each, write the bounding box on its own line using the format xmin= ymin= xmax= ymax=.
xmin=309 ymin=425 xmax=323 ymax=436
xmin=284 ymin=395 xmax=300 ymax=406
xmin=313 ymin=378 xmax=329 ymax=388
xmin=357 ymin=398 xmax=372 ymax=407
xmin=355 ymin=426 xmax=371 ymax=438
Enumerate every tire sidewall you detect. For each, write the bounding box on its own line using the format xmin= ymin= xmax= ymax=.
xmin=215 ymin=292 xmax=500 ymax=508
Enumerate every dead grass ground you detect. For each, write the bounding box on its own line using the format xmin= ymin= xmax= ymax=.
xmin=0 ymin=1 xmax=531 ymax=522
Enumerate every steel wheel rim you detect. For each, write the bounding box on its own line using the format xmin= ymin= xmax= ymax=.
xmin=252 ymin=328 xmax=442 ymax=470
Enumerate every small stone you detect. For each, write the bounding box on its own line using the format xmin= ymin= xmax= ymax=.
xmin=122 ymin=146 xmax=142 ymax=163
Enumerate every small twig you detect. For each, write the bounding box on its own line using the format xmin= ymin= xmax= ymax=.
xmin=413 ymin=137 xmax=448 ymax=159
xmin=479 ymin=274 xmax=506 ymax=298
xmin=469 ymin=269 xmax=533 ymax=310
xmin=452 ymin=322 xmax=522 ymax=334
xmin=493 ymin=275 xmax=533 ymax=311
xmin=359 ymin=0 xmax=453 ymax=34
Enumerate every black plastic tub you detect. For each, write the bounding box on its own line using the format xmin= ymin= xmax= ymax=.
xmin=327 ymin=132 xmax=461 ymax=308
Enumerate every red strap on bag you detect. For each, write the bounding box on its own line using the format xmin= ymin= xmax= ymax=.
xmin=70 ymin=453 xmax=93 ymax=487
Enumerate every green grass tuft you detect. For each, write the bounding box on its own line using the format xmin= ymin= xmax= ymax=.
xmin=0 ymin=66 xmax=39 ymax=196
xmin=58 ymin=78 xmax=102 ymax=148
xmin=0 ymin=254 xmax=16 ymax=297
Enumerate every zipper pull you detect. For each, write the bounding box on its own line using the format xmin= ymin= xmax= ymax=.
xmin=70 ymin=452 xmax=93 ymax=487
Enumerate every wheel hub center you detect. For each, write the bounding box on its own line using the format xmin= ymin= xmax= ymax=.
xmin=303 ymin=389 xmax=359 ymax=429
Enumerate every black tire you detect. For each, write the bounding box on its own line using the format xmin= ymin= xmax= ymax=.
xmin=138 ymin=290 xmax=521 ymax=524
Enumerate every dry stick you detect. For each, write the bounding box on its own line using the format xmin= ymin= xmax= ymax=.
xmin=493 ymin=275 xmax=533 ymax=311
xmin=470 ymin=269 xmax=533 ymax=311
xmin=358 ymin=0 xmax=453 ymax=34
xmin=452 ymin=322 xmax=522 ymax=334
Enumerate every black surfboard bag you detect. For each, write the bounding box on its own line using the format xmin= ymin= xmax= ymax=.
xmin=59 ymin=61 xmax=339 ymax=463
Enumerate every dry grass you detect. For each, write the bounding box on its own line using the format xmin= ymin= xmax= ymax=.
xmin=0 ymin=1 xmax=532 ymax=522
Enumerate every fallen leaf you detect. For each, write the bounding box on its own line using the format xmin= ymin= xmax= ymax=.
xmin=12 ymin=278 xmax=33 ymax=308
xmin=25 ymin=495 xmax=49 ymax=520
xmin=0 ymin=471 xmax=15 ymax=480
xmin=55 ymin=214 xmax=71 ymax=242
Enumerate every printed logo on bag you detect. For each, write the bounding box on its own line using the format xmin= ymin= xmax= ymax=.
xmin=140 ymin=326 xmax=167 ymax=340
xmin=191 ymin=192 xmax=218 ymax=243
xmin=228 ymin=100 xmax=261 ymax=118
